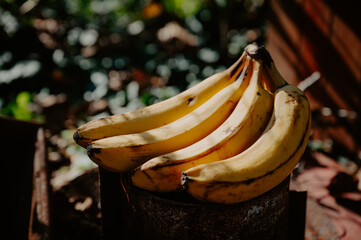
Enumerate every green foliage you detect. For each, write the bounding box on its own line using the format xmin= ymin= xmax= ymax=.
xmin=140 ymin=92 xmax=153 ymax=106
xmin=0 ymin=0 xmax=268 ymax=127
xmin=1 ymin=91 xmax=33 ymax=121
xmin=162 ymin=0 xmax=202 ymax=18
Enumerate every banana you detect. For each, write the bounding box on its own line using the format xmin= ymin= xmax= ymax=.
xmin=181 ymin=45 xmax=311 ymax=204
xmin=87 ymin=58 xmax=252 ymax=172
xmin=74 ymin=53 xmax=246 ymax=148
xmin=131 ymin=57 xmax=273 ymax=192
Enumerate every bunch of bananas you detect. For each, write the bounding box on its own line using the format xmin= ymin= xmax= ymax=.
xmin=74 ymin=43 xmax=311 ymax=204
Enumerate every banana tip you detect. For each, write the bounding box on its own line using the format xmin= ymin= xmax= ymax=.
xmin=87 ymin=143 xmax=101 ymax=158
xmin=73 ymin=129 xmax=79 ymax=142
xmin=73 ymin=129 xmax=92 ymax=148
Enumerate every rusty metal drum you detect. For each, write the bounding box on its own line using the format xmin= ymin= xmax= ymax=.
xmin=118 ymin=174 xmax=290 ymax=240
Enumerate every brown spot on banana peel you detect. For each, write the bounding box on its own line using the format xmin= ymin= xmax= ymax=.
xmin=187 ymin=97 xmax=194 ymax=105
xmin=186 ymin=96 xmax=198 ymax=106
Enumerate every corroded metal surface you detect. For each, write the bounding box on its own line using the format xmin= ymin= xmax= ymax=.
xmin=119 ymin=175 xmax=290 ymax=240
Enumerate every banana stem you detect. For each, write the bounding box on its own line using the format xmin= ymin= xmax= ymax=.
xmin=244 ymin=43 xmax=287 ymax=89
xmin=266 ymin=61 xmax=287 ymax=88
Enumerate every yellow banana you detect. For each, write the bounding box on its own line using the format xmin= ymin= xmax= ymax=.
xmin=182 ymin=45 xmax=311 ymax=204
xmin=87 ymin=58 xmax=252 ymax=172
xmin=131 ymin=58 xmax=273 ymax=192
xmin=74 ymin=53 xmax=246 ymax=148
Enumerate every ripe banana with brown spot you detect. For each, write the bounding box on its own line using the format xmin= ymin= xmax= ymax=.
xmin=181 ymin=45 xmax=311 ymax=204
xmin=131 ymin=57 xmax=273 ymax=192
xmin=74 ymin=53 xmax=246 ymax=148
xmin=87 ymin=58 xmax=252 ymax=172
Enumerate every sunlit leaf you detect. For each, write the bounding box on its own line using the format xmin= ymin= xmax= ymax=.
xmin=1 ymin=91 xmax=34 ymax=121
xmin=162 ymin=0 xmax=202 ymax=18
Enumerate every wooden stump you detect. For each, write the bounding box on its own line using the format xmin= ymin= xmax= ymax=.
xmin=100 ymin=169 xmax=291 ymax=240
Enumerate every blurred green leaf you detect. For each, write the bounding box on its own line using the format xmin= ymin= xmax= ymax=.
xmin=1 ymin=91 xmax=33 ymax=120
xmin=14 ymin=91 xmax=33 ymax=120
xmin=140 ymin=92 xmax=153 ymax=106
xmin=162 ymin=0 xmax=202 ymax=18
